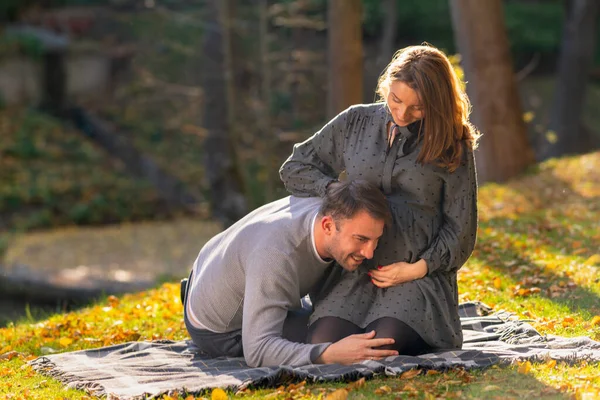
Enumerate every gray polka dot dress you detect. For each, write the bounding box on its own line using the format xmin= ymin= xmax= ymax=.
xmin=279 ymin=103 xmax=478 ymax=350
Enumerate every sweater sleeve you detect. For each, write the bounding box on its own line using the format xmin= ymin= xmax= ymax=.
xmin=279 ymin=106 xmax=352 ymax=197
xmin=419 ymin=148 xmax=478 ymax=275
xmin=242 ymin=249 xmax=331 ymax=367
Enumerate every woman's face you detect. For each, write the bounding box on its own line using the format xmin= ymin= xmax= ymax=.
xmin=385 ymin=80 xmax=424 ymax=127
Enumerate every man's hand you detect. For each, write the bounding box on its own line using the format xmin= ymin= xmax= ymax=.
xmin=315 ymin=331 xmax=398 ymax=365
xmin=368 ymin=259 xmax=427 ymax=288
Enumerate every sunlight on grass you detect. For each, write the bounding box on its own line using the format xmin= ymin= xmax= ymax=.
xmin=1 ymin=152 xmax=600 ymax=399
xmin=3 ymin=219 xmax=222 ymax=284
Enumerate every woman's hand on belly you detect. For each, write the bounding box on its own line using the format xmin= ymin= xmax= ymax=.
xmin=368 ymin=259 xmax=427 ymax=288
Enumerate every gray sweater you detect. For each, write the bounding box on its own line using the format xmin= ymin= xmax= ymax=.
xmin=186 ymin=196 xmax=332 ymax=367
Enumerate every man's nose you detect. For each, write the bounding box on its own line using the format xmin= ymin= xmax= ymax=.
xmin=360 ymin=242 xmax=376 ymax=259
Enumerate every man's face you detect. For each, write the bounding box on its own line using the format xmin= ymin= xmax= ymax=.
xmin=324 ymin=210 xmax=384 ymax=271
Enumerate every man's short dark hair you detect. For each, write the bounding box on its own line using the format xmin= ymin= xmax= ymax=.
xmin=319 ymin=180 xmax=391 ymax=226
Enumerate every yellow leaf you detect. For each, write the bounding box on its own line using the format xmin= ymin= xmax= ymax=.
xmin=493 ymin=277 xmax=502 ymax=289
xmin=59 ymin=338 xmax=73 ymax=347
xmin=545 ymin=130 xmax=558 ymax=144
xmin=326 ymin=389 xmax=348 ymax=400
xmin=518 ymin=361 xmax=532 ymax=374
xmin=211 ymin=388 xmax=228 ymax=400
xmin=546 ymin=359 xmax=557 ymax=369
xmin=591 ymin=316 xmax=600 ymax=326
xmin=584 ymin=254 xmax=600 ymax=266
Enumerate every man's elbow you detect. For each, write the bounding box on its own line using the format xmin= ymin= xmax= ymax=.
xmin=244 ymin=353 xmax=262 ymax=368
xmin=243 ymin=345 xmax=269 ymax=368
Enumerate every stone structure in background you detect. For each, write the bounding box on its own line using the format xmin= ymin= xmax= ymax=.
xmin=0 ymin=7 xmax=133 ymax=109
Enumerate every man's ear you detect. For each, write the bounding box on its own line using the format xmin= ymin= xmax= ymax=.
xmin=320 ymin=215 xmax=335 ymax=235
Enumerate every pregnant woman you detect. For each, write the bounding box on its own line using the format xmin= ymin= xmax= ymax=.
xmin=279 ymin=44 xmax=480 ymax=355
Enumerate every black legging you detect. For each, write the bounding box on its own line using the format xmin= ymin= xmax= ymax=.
xmin=307 ymin=316 xmax=430 ymax=356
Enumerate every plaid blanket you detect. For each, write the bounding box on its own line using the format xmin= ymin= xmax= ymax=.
xmin=29 ymin=302 xmax=600 ymax=400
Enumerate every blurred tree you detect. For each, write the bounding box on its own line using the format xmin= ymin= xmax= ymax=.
xmin=258 ymin=0 xmax=276 ymax=201
xmin=327 ymin=0 xmax=363 ymax=117
xmin=542 ymin=0 xmax=600 ymax=160
xmin=376 ymin=0 xmax=398 ymax=73
xmin=450 ymin=0 xmax=535 ymax=183
xmin=202 ymin=0 xmax=247 ymax=227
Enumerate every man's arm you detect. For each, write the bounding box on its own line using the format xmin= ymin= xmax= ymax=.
xmin=242 ymin=250 xmax=398 ymax=367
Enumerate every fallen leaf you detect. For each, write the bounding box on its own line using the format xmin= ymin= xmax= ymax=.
xmin=373 ymin=386 xmax=392 ymax=395
xmin=518 ymin=361 xmax=532 ymax=374
xmin=59 ymin=337 xmax=73 ymax=347
xmin=325 ymin=389 xmax=348 ymax=400
xmin=584 ymin=254 xmax=600 ymax=266
xmin=400 ymin=368 xmax=421 ymax=379
xmin=346 ymin=377 xmax=365 ymax=390
xmin=493 ymin=277 xmax=502 ymax=289
xmin=211 ymin=388 xmax=228 ymax=400
xmin=591 ymin=316 xmax=600 ymax=326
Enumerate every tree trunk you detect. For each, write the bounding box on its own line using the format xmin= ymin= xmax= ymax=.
xmin=450 ymin=0 xmax=535 ymax=183
xmin=202 ymin=0 xmax=247 ymax=227
xmin=41 ymin=50 xmax=67 ymax=116
xmin=377 ymin=0 xmax=398 ymax=73
xmin=327 ymin=0 xmax=363 ymax=118
xmin=542 ymin=0 xmax=600 ymax=160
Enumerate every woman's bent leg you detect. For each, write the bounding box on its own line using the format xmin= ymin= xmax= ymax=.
xmin=307 ymin=316 xmax=363 ymax=344
xmin=366 ymin=317 xmax=430 ymax=355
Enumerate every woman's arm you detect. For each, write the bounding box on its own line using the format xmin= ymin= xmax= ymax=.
xmin=279 ymin=107 xmax=352 ymax=197
xmin=418 ymin=147 xmax=478 ymax=275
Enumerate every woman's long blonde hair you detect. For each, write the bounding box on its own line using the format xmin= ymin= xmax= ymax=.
xmin=376 ymin=44 xmax=480 ymax=172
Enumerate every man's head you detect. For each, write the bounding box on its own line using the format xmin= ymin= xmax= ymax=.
xmin=317 ymin=180 xmax=391 ymax=271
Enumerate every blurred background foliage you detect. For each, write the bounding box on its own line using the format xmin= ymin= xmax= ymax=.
xmin=1 ymin=0 xmax=599 ymax=255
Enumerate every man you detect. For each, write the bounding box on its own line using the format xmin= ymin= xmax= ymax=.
xmin=182 ymin=180 xmax=397 ymax=367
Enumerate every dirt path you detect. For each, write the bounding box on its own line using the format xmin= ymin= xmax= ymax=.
xmin=0 ymin=218 xmax=222 ymax=320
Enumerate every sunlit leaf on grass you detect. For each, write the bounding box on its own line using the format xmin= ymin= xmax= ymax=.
xmin=211 ymin=386 xmax=228 ymax=399
xmin=325 ymin=388 xmax=348 ymax=400
xmin=584 ymin=254 xmax=600 ymax=266
xmin=518 ymin=361 xmax=532 ymax=374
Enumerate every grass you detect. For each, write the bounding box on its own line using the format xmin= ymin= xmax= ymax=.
xmin=1 ymin=151 xmax=599 ymax=399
